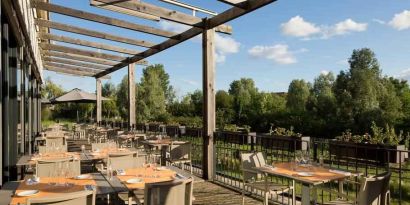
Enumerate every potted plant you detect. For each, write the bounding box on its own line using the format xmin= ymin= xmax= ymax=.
xmin=259 ymin=126 xmax=310 ymax=151
xmin=331 ymin=122 xmax=408 ymax=164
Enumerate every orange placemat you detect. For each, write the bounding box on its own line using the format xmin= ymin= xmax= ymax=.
xmin=116 ymin=167 xmax=176 ymax=190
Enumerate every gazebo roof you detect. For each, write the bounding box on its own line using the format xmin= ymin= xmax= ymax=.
xmin=52 ymin=88 xmax=109 ymax=103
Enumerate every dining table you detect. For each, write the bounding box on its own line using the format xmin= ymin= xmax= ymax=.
xmin=253 ymin=162 xmax=360 ymax=205
xmin=8 ymin=176 xmax=97 ymax=205
xmin=109 ymin=166 xmax=183 ymax=204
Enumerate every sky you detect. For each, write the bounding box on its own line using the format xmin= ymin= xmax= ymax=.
xmin=44 ymin=0 xmax=410 ymax=99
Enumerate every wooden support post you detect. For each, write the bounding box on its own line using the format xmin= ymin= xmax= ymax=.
xmin=202 ymin=27 xmax=216 ymax=180
xmin=128 ymin=63 xmax=136 ymax=129
xmin=96 ymin=78 xmax=102 ymax=125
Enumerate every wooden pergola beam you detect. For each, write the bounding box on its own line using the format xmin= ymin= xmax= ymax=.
xmin=39 ymin=33 xmax=141 ymax=55
xmin=92 ymin=0 xmax=232 ymax=34
xmin=44 ymin=65 xmax=110 ymax=79
xmin=95 ymin=0 xmax=276 ymax=78
xmin=90 ymin=0 xmax=160 ymax=22
xmin=43 ymin=56 xmax=109 ymax=70
xmin=42 ymin=50 xmax=148 ymax=66
xmin=40 ymin=43 xmax=126 ymax=62
xmin=45 ymin=61 xmax=103 ymax=73
xmin=42 ymin=50 xmax=118 ymax=66
xmin=36 ymin=19 xmax=155 ymax=48
xmin=32 ymin=0 xmax=176 ymax=38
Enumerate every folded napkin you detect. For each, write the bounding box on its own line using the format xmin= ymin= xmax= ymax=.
xmin=84 ymin=184 xmax=95 ymax=191
xmin=26 ymin=177 xmax=40 ymax=185
xmin=175 ymin=173 xmax=186 ymax=179
xmin=329 ymin=169 xmax=351 ymax=176
xmin=116 ymin=169 xmax=126 ymax=175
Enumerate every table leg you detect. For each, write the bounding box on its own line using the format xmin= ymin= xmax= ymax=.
xmin=301 ymin=183 xmax=311 ymax=205
xmin=292 ymin=180 xmax=296 ymax=205
xmin=338 ymin=179 xmax=344 ymax=199
xmin=264 ymin=174 xmax=268 ymax=205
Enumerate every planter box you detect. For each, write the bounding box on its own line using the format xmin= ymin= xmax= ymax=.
xmin=329 ymin=140 xmax=408 ymax=164
xmin=166 ymin=125 xmax=180 ymax=138
xmin=215 ymin=131 xmax=254 ymax=145
xmin=257 ymin=135 xmax=310 ymax=152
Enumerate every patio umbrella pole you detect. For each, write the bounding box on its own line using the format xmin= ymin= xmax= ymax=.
xmin=77 ymin=109 xmax=79 ymax=123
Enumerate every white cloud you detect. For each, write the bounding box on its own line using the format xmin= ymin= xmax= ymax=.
xmin=281 ymin=16 xmax=321 ymax=37
xmin=281 ymin=16 xmax=367 ymax=39
xmin=372 ymin=18 xmax=386 ymax=25
xmin=388 ymin=10 xmax=410 ymax=30
xmin=320 ymin=70 xmax=330 ymax=75
xmin=159 ymin=20 xmax=240 ymax=63
xmin=323 ymin=19 xmax=367 ymax=38
xmin=248 ymin=44 xmax=305 ymax=65
xmin=396 ymin=68 xmax=410 ymax=79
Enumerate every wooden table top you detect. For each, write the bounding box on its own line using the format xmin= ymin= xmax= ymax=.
xmin=10 ymin=176 xmax=97 ymax=205
xmin=18 ymin=152 xmax=82 ymax=166
xmin=85 ymin=148 xmax=136 ymax=160
xmin=116 ymin=167 xmax=177 ymax=190
xmin=143 ymin=139 xmax=187 ymax=146
xmin=254 ymin=162 xmax=355 ymax=185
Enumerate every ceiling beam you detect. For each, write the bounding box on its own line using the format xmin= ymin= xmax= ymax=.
xmin=32 ymin=0 xmax=176 ymax=38
xmin=95 ymin=0 xmax=276 ymax=78
xmin=42 ymin=50 xmax=148 ymax=66
xmin=43 ymin=56 xmax=109 ymax=70
xmin=159 ymin=0 xmax=217 ymax=16
xmin=40 ymin=43 xmax=127 ymax=62
xmin=39 ymin=33 xmax=141 ymax=55
xmin=44 ymin=65 xmax=111 ymax=79
xmin=90 ymin=0 xmax=160 ymax=21
xmin=36 ymin=19 xmax=155 ymax=48
xmin=92 ymin=0 xmax=232 ymax=34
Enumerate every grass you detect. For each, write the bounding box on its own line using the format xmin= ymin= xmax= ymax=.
xmin=41 ymin=118 xmax=76 ymax=130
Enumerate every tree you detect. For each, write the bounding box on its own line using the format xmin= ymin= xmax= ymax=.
xmin=229 ymin=78 xmax=258 ymax=123
xmin=116 ymin=76 xmax=130 ymax=120
xmin=41 ymin=77 xmax=64 ymax=99
xmin=286 ymin=79 xmax=311 ymax=113
xmin=102 ymin=82 xmax=118 ymax=119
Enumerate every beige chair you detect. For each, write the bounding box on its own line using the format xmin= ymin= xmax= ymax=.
xmin=46 ymin=136 xmax=65 ymax=147
xmin=166 ymin=142 xmax=193 ymax=173
xmin=323 ymin=172 xmax=391 ymax=205
xmin=135 ymin=177 xmax=194 ymax=205
xmin=27 ymin=190 xmax=95 ymax=205
xmin=91 ymin=142 xmax=109 ymax=151
xmin=38 ymin=145 xmax=68 ymax=154
xmin=240 ymin=152 xmax=294 ymax=205
xmin=107 ymin=152 xmax=138 ymax=170
xmin=36 ymin=158 xmax=81 ymax=177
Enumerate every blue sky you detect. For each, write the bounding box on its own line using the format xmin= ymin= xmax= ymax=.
xmin=44 ymin=0 xmax=410 ymax=98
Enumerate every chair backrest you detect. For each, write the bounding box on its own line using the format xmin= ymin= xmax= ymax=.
xmin=107 ymin=152 xmax=137 ymax=170
xmin=27 ymin=190 xmax=95 ymax=205
xmin=46 ymin=136 xmax=65 ymax=146
xmin=240 ymin=152 xmax=266 ymax=182
xmin=91 ymin=143 xmax=108 ymax=151
xmin=36 ymin=158 xmax=80 ymax=177
xmin=169 ymin=142 xmax=191 ymax=161
xmin=38 ymin=145 xmax=68 ymax=154
xmin=358 ymin=172 xmax=391 ymax=205
xmin=144 ymin=178 xmax=193 ymax=205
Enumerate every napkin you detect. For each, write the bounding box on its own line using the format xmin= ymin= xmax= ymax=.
xmin=175 ymin=174 xmax=186 ymax=179
xmin=116 ymin=169 xmax=126 ymax=175
xmin=26 ymin=177 xmax=40 ymax=185
xmin=84 ymin=184 xmax=95 ymax=191
xmin=329 ymin=169 xmax=351 ymax=176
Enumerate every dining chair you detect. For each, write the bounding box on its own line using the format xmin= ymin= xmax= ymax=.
xmin=323 ymin=172 xmax=391 ymax=205
xmin=46 ymin=136 xmax=65 ymax=146
xmin=240 ymin=152 xmax=294 ymax=205
xmin=91 ymin=142 xmax=109 ymax=151
xmin=27 ymin=190 xmax=95 ymax=205
xmin=166 ymin=142 xmax=193 ymax=174
xmin=107 ymin=152 xmax=138 ymax=170
xmin=38 ymin=144 xmax=68 ymax=154
xmin=36 ymin=157 xmax=80 ymax=177
xmin=135 ymin=177 xmax=194 ymax=205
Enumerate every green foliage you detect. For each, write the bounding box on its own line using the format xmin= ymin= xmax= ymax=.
xmin=287 ymin=79 xmax=311 ymax=113
xmin=271 ymin=126 xmax=302 ymax=137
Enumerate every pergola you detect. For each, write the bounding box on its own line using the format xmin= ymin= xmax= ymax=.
xmin=33 ymin=0 xmax=276 ymax=180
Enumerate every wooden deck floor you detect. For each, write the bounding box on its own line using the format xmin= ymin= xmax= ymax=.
xmin=193 ymin=181 xmax=262 ymax=205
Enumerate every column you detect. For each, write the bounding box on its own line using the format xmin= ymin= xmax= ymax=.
xmin=128 ymin=63 xmax=136 ymax=129
xmin=96 ymin=78 xmax=102 ymax=125
xmin=202 ymin=27 xmax=216 ymax=180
